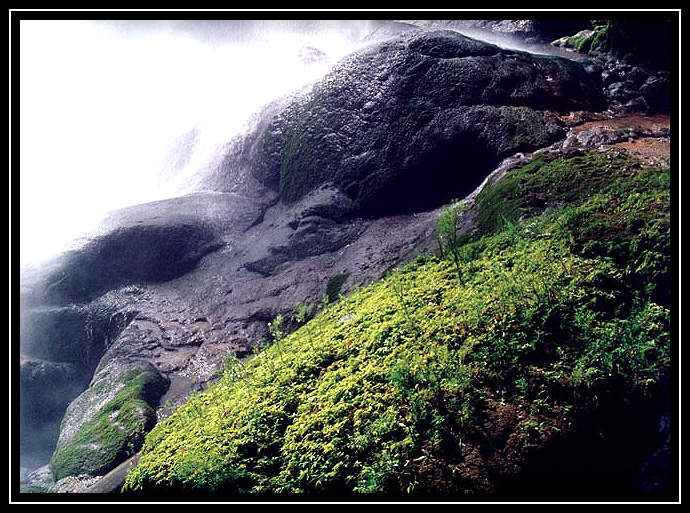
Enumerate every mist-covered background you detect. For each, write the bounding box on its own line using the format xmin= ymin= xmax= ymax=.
xmin=18 ymin=19 xmax=382 ymax=271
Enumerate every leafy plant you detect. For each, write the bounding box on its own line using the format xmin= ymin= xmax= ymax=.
xmin=294 ymin=301 xmax=316 ymax=349
xmin=325 ymin=272 xmax=349 ymax=304
xmin=436 ymin=198 xmax=469 ymax=284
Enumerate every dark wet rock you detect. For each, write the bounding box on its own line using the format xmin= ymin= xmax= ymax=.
xmin=29 ymin=191 xmax=272 ymax=306
xmin=18 ymin=29 xmax=602 ymax=484
xmin=603 ymin=68 xmax=671 ymax=114
xmin=19 ymin=357 xmax=82 ymax=469
xmin=402 ymin=20 xmax=592 ymax=45
xmin=19 ymin=358 xmax=80 ymax=420
xmin=19 ymin=26 xmax=669 ymax=490
xmin=638 ymin=73 xmax=672 ymax=112
xmin=590 ymin=19 xmax=673 ymax=72
xmin=19 ymin=303 xmax=134 ymax=371
xmin=220 ymin=30 xmax=603 ymax=216
xmin=607 ymin=80 xmax=639 ymax=102
xmin=548 ymin=21 xmax=673 ymax=114
xmin=84 ymin=453 xmax=141 ymax=493
xmin=41 ymin=222 xmax=221 ymax=305
xmin=243 ymin=185 xmax=365 ymax=276
xmin=18 ymin=303 xmax=137 ymax=468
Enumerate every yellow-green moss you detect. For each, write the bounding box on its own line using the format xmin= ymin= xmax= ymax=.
xmin=123 ymin=150 xmax=670 ymax=495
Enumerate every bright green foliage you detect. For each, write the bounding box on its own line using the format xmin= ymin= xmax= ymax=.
xmin=474 ymin=150 xmax=642 ymax=236
xmin=123 ymin=150 xmax=670 ymax=495
xmin=268 ymin=314 xmax=284 ymax=344
xmin=294 ymin=302 xmax=316 ymax=350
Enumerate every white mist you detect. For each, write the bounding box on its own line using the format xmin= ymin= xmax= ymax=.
xmin=18 ymin=19 xmax=367 ymax=270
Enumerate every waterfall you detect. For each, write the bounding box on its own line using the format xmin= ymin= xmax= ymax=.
xmin=17 ymin=20 xmax=381 ymax=478
xmin=18 ymin=19 xmax=373 ymax=271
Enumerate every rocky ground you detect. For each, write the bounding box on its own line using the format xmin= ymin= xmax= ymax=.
xmin=570 ymin=114 xmax=671 ymax=164
xmin=20 ymin=111 xmax=670 ymax=494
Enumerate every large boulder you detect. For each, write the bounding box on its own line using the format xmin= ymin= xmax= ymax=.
xmin=211 ymin=30 xmax=604 ymax=216
xmin=19 ymin=304 xmax=134 ymax=371
xmin=49 ymin=359 xmax=169 ymax=481
xmin=27 ymin=190 xmax=275 ymax=307
xmin=403 ymin=20 xmax=593 ymax=45
xmin=18 ymin=303 xmax=138 ymax=470
xmin=40 ymin=221 xmax=221 ymax=306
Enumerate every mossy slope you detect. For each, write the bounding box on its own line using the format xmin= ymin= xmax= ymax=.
xmin=123 ymin=148 xmax=671 ymax=497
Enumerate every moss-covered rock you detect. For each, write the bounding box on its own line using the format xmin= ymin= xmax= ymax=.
xmin=123 ymin=148 xmax=670 ymax=498
xmin=50 ymin=359 xmax=169 ymax=481
xmin=589 ymin=20 xmax=673 ymax=71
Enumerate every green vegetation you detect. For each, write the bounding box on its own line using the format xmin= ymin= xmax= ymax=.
xmin=123 ymin=148 xmax=670 ymax=495
xmin=325 ymin=272 xmax=349 ymax=304
xmin=567 ymin=31 xmax=595 ymax=53
xmin=474 ymin=150 xmax=643 ymax=235
xmin=436 ymin=198 xmax=470 ymax=284
xmin=51 ymin=366 xmax=168 ymax=481
xmin=576 ymin=20 xmax=672 ymax=71
xmin=279 ymin=94 xmax=327 ymax=204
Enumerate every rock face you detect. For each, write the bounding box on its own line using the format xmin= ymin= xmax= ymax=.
xmin=19 ymin=357 xmax=81 ymax=469
xmin=549 ymin=20 xmax=672 ymax=114
xmin=19 ymin=304 xmax=136 ymax=468
xmin=216 ymin=30 xmax=604 ymax=216
xmin=405 ymin=19 xmax=594 ymax=45
xmin=16 ymin=26 xmax=660 ymax=490
xmin=37 ymin=199 xmax=228 ymax=306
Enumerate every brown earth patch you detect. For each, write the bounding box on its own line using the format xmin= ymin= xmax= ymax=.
xmin=608 ymin=137 xmax=670 ymax=165
xmin=571 ymin=113 xmax=671 ymax=165
xmin=572 ymin=114 xmax=671 ymax=134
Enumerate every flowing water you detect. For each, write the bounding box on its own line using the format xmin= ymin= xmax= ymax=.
xmin=17 ymin=20 xmax=380 ymax=272
xmin=17 ymin=19 xmax=581 ymax=272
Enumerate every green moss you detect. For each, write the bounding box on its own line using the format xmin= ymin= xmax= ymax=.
xmin=50 ymin=367 xmax=168 ymax=481
xmin=567 ymin=32 xmax=595 ymax=53
xmin=586 ymin=20 xmax=672 ymax=70
xmin=279 ymin=93 xmax=326 ymax=204
xmin=123 ymin=149 xmax=670 ymax=495
xmin=588 ymin=22 xmax=610 ymax=54
xmin=474 ymin=150 xmax=642 ymax=236
xmin=325 ymin=272 xmax=349 ymax=304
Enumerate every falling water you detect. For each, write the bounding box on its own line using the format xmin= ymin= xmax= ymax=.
xmin=17 ymin=19 xmax=585 ymax=276
xmin=18 ymin=19 xmax=378 ymax=272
